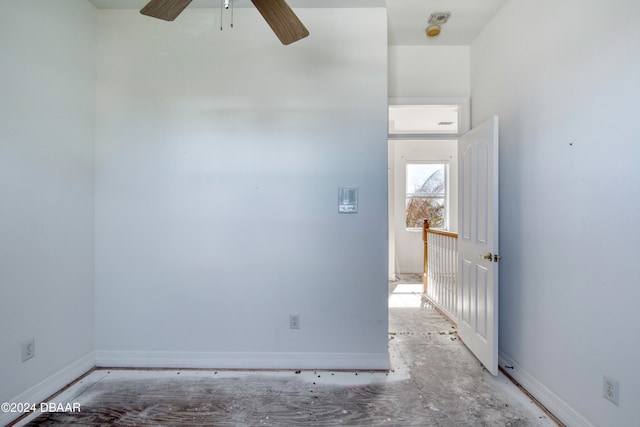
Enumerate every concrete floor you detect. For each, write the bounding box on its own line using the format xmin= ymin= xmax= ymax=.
xmin=17 ymin=275 xmax=558 ymax=426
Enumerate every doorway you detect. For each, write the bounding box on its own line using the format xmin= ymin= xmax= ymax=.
xmin=387 ymin=102 xmax=502 ymax=376
xmin=387 ymin=99 xmax=469 ymax=279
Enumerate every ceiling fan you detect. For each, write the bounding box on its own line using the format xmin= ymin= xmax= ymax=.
xmin=140 ymin=0 xmax=309 ymax=45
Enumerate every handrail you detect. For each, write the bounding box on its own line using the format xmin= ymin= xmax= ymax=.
xmin=425 ymin=228 xmax=458 ymax=239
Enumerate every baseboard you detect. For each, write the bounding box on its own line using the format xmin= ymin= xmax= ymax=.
xmin=96 ymin=350 xmax=390 ymax=371
xmin=499 ymin=352 xmax=595 ymax=427
xmin=1 ymin=352 xmax=95 ymax=427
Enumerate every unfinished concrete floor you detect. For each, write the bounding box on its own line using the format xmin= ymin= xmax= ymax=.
xmin=17 ymin=274 xmax=557 ymax=426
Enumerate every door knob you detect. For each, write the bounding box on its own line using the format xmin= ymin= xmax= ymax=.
xmin=480 ymin=253 xmax=493 ymax=261
xmin=493 ymin=254 xmax=502 ymax=262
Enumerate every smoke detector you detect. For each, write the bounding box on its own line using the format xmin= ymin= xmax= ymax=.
xmin=428 ymin=12 xmax=451 ymax=25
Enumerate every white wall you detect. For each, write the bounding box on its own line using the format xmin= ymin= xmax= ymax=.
xmin=94 ymin=8 xmax=389 ymax=369
xmin=471 ymin=0 xmax=640 ymax=425
xmin=388 ymin=46 xmax=469 ymax=98
xmin=0 ymin=0 xmax=96 ymax=410
xmin=391 ymin=140 xmax=457 ymax=274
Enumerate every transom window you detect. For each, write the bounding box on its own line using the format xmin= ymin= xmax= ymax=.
xmin=406 ymin=163 xmax=447 ymax=229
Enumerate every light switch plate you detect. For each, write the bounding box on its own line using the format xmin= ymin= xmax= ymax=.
xmin=338 ymin=187 xmax=358 ymax=213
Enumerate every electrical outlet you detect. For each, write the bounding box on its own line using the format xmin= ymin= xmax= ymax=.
xmin=21 ymin=337 xmax=35 ymax=362
xmin=289 ymin=314 xmax=300 ymax=329
xmin=603 ymin=376 xmax=619 ymax=405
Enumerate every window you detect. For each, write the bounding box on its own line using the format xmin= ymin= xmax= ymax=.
xmin=406 ymin=163 xmax=447 ymax=229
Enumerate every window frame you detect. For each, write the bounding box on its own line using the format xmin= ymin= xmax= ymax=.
xmin=405 ymin=161 xmax=449 ymax=231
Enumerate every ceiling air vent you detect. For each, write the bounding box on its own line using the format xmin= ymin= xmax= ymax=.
xmin=428 ymin=12 xmax=451 ymax=25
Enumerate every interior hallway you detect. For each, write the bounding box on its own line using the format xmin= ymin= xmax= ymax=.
xmin=16 ymin=275 xmax=557 ymax=426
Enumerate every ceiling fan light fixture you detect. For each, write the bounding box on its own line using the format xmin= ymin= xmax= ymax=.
xmin=426 ymin=25 xmax=441 ymax=37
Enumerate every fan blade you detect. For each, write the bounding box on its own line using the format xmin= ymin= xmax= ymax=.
xmin=140 ymin=0 xmax=193 ymax=21
xmin=251 ymin=0 xmax=309 ymax=45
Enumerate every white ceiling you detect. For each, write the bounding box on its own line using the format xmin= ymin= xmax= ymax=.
xmin=386 ymin=0 xmax=507 ymax=46
xmin=88 ymin=0 xmax=507 ymax=46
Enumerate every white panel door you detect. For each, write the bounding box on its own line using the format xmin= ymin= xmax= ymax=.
xmin=457 ymin=116 xmax=499 ymax=376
